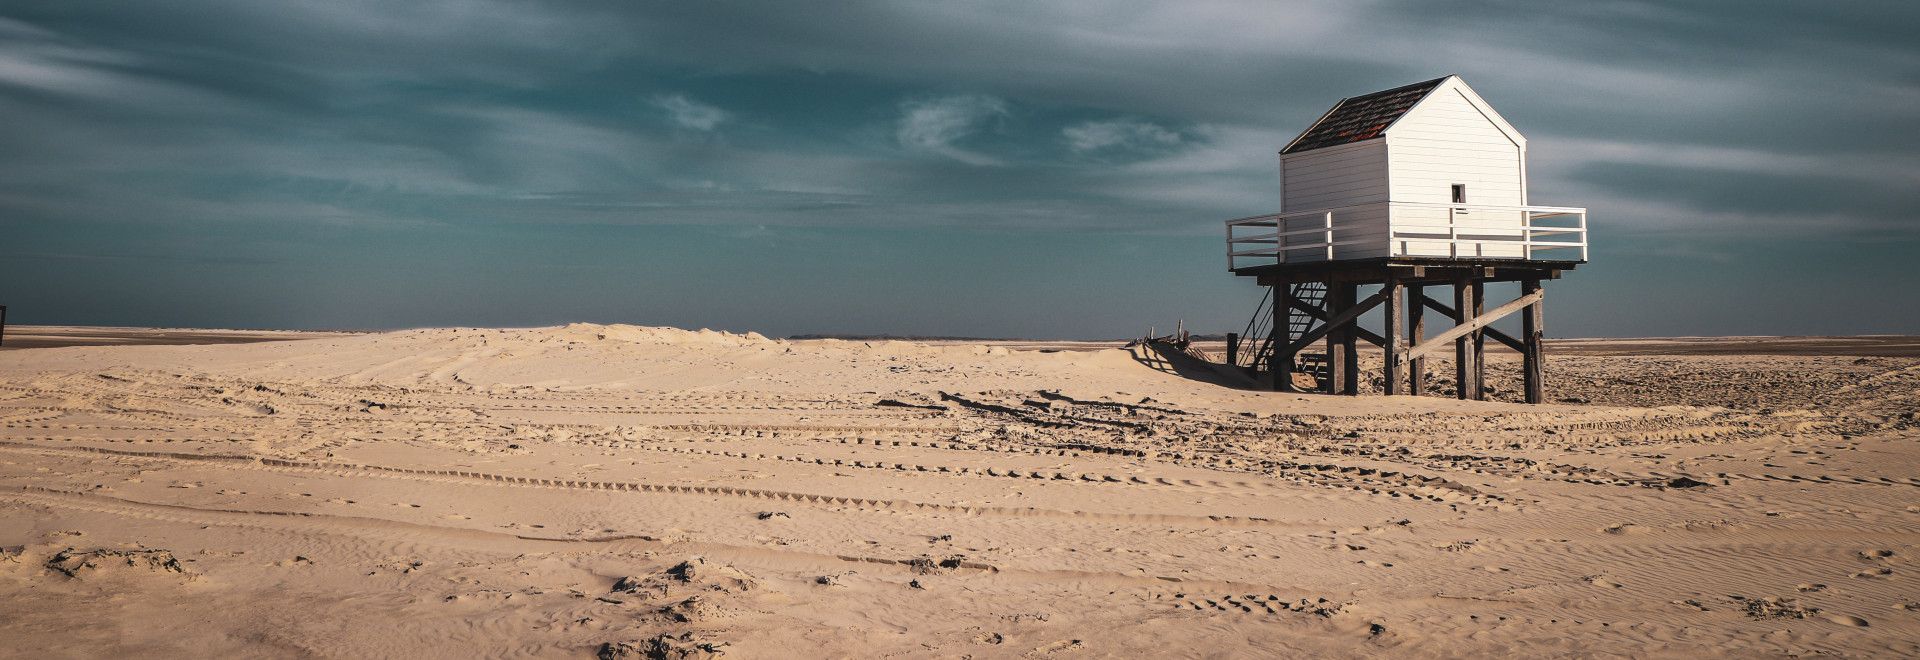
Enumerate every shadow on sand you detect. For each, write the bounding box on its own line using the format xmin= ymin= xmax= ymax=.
xmin=1125 ymin=341 xmax=1265 ymax=391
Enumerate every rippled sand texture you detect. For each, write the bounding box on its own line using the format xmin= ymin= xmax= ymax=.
xmin=1 ymin=325 xmax=1916 ymax=658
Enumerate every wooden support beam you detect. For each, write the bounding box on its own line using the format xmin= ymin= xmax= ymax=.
xmin=1328 ymin=283 xmax=1360 ymax=395
xmin=1407 ymin=287 xmax=1425 ymax=396
xmin=1521 ymin=278 xmax=1545 ymax=404
xmin=1406 ymin=289 xmax=1545 ymax=361
xmin=1472 ymin=281 xmax=1486 ymax=401
xmin=1453 ymin=280 xmax=1475 ymax=401
xmin=1341 ymin=283 xmax=1360 ymax=395
xmin=1287 ymin=298 xmax=1389 ymax=347
xmin=1420 ymin=296 xmax=1526 ymax=353
xmin=1270 ymin=280 xmax=1292 ymax=392
xmin=1282 ymin=289 xmax=1386 ymax=358
xmin=1324 ymin=284 xmax=1346 ymax=395
xmin=1383 ymin=279 xmax=1404 ymax=395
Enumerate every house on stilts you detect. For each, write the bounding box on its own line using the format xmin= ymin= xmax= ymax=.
xmin=1222 ymin=75 xmax=1587 ymax=403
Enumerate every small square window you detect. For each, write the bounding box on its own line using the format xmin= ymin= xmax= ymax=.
xmin=1451 ymin=184 xmax=1467 ymax=204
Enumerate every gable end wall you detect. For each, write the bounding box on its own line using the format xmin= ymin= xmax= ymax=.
xmin=1385 ymin=86 xmax=1528 ymax=257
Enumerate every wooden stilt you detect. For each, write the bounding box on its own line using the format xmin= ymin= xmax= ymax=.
xmin=1521 ymin=278 xmax=1545 ymax=404
xmin=1270 ymin=280 xmax=1293 ymax=392
xmin=1237 ymin=260 xmax=1568 ymax=405
xmin=1324 ymin=281 xmax=1349 ymax=395
xmin=1383 ymin=278 xmax=1404 ymax=395
xmin=1225 ymin=332 xmax=1239 ymax=370
xmin=1407 ymin=286 xmax=1425 ymax=395
xmin=1471 ymin=281 xmax=1486 ymax=401
xmin=1337 ymin=282 xmax=1360 ymax=395
xmin=1453 ymin=278 xmax=1476 ymax=401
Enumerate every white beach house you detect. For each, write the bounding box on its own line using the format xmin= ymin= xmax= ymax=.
xmin=1226 ymin=75 xmax=1587 ymax=269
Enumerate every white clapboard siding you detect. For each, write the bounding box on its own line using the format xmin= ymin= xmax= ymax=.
xmin=1281 ymin=140 xmax=1389 ymax=257
xmin=1282 ymin=140 xmax=1388 ymax=209
xmin=1385 ymin=81 xmax=1526 ymax=257
xmin=1386 ymin=86 xmax=1524 ymax=206
xmin=1331 ymin=205 xmax=1392 ymax=259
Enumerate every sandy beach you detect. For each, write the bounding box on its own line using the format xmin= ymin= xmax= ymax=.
xmin=7 ymin=0 xmax=1914 ymax=656
xmin=1 ymin=324 xmax=1916 ymax=658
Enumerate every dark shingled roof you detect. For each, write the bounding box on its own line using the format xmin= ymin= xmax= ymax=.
xmin=1281 ymin=76 xmax=1449 ymax=155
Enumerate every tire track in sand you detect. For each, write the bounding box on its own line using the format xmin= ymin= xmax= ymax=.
xmin=1 ymin=486 xmax=1357 ymax=602
xmin=0 ymin=441 xmax=1303 ymax=529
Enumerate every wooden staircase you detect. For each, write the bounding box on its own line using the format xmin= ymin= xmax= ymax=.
xmin=1229 ymin=282 xmax=1330 ymax=389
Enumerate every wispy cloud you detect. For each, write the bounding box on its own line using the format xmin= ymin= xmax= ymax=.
xmin=1063 ymin=119 xmax=1180 ymax=153
xmin=0 ymin=18 xmax=222 ymax=107
xmin=895 ymin=95 xmax=1007 ymax=165
xmin=651 ymin=93 xmax=729 ymax=131
xmin=3 ymin=1 xmax=1918 ymax=336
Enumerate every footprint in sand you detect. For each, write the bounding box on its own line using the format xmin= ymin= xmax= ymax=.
xmin=1673 ymin=599 xmax=1710 ymax=611
xmin=1029 ymin=639 xmax=1084 ymax=655
xmin=1824 ymin=613 xmax=1870 ymax=627
xmin=1586 ymin=576 xmax=1624 ymax=589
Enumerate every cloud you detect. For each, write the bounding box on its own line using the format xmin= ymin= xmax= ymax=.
xmin=1 ymin=1 xmax=1917 ymax=336
xmin=1063 ymin=119 xmax=1180 ymax=153
xmin=894 ymin=94 xmax=1007 ymax=165
xmin=1573 ymin=161 xmax=1920 ymax=229
xmin=2 ymin=1 xmax=1915 ymax=241
xmin=0 ymin=17 xmax=227 ymax=109
xmin=652 ymin=93 xmax=729 ymax=131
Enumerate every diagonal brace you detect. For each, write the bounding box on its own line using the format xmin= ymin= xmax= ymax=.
xmin=1419 ymin=295 xmax=1525 ymax=353
xmin=1287 ymin=299 xmax=1390 ymax=348
xmin=1284 ymin=290 xmax=1387 ymax=356
xmin=1403 ymin=290 xmax=1543 ymax=361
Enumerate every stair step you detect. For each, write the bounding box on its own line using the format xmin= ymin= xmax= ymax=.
xmin=1235 ymin=281 xmax=1336 ymax=385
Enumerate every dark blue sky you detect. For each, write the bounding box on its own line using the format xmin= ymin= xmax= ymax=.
xmin=2 ymin=2 xmax=1916 ymax=338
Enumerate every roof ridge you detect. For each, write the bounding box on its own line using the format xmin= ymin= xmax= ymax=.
xmin=1280 ymin=76 xmax=1451 ymax=155
xmin=1341 ymin=75 xmax=1451 ymax=105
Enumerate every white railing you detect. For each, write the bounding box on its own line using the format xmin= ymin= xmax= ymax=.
xmin=1393 ymin=202 xmax=1588 ymax=262
xmin=1226 ymin=202 xmax=1587 ymax=270
xmin=1225 ymin=204 xmax=1377 ymax=270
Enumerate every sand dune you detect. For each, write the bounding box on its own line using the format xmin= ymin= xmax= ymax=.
xmin=1 ymin=325 xmax=1916 ymax=657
